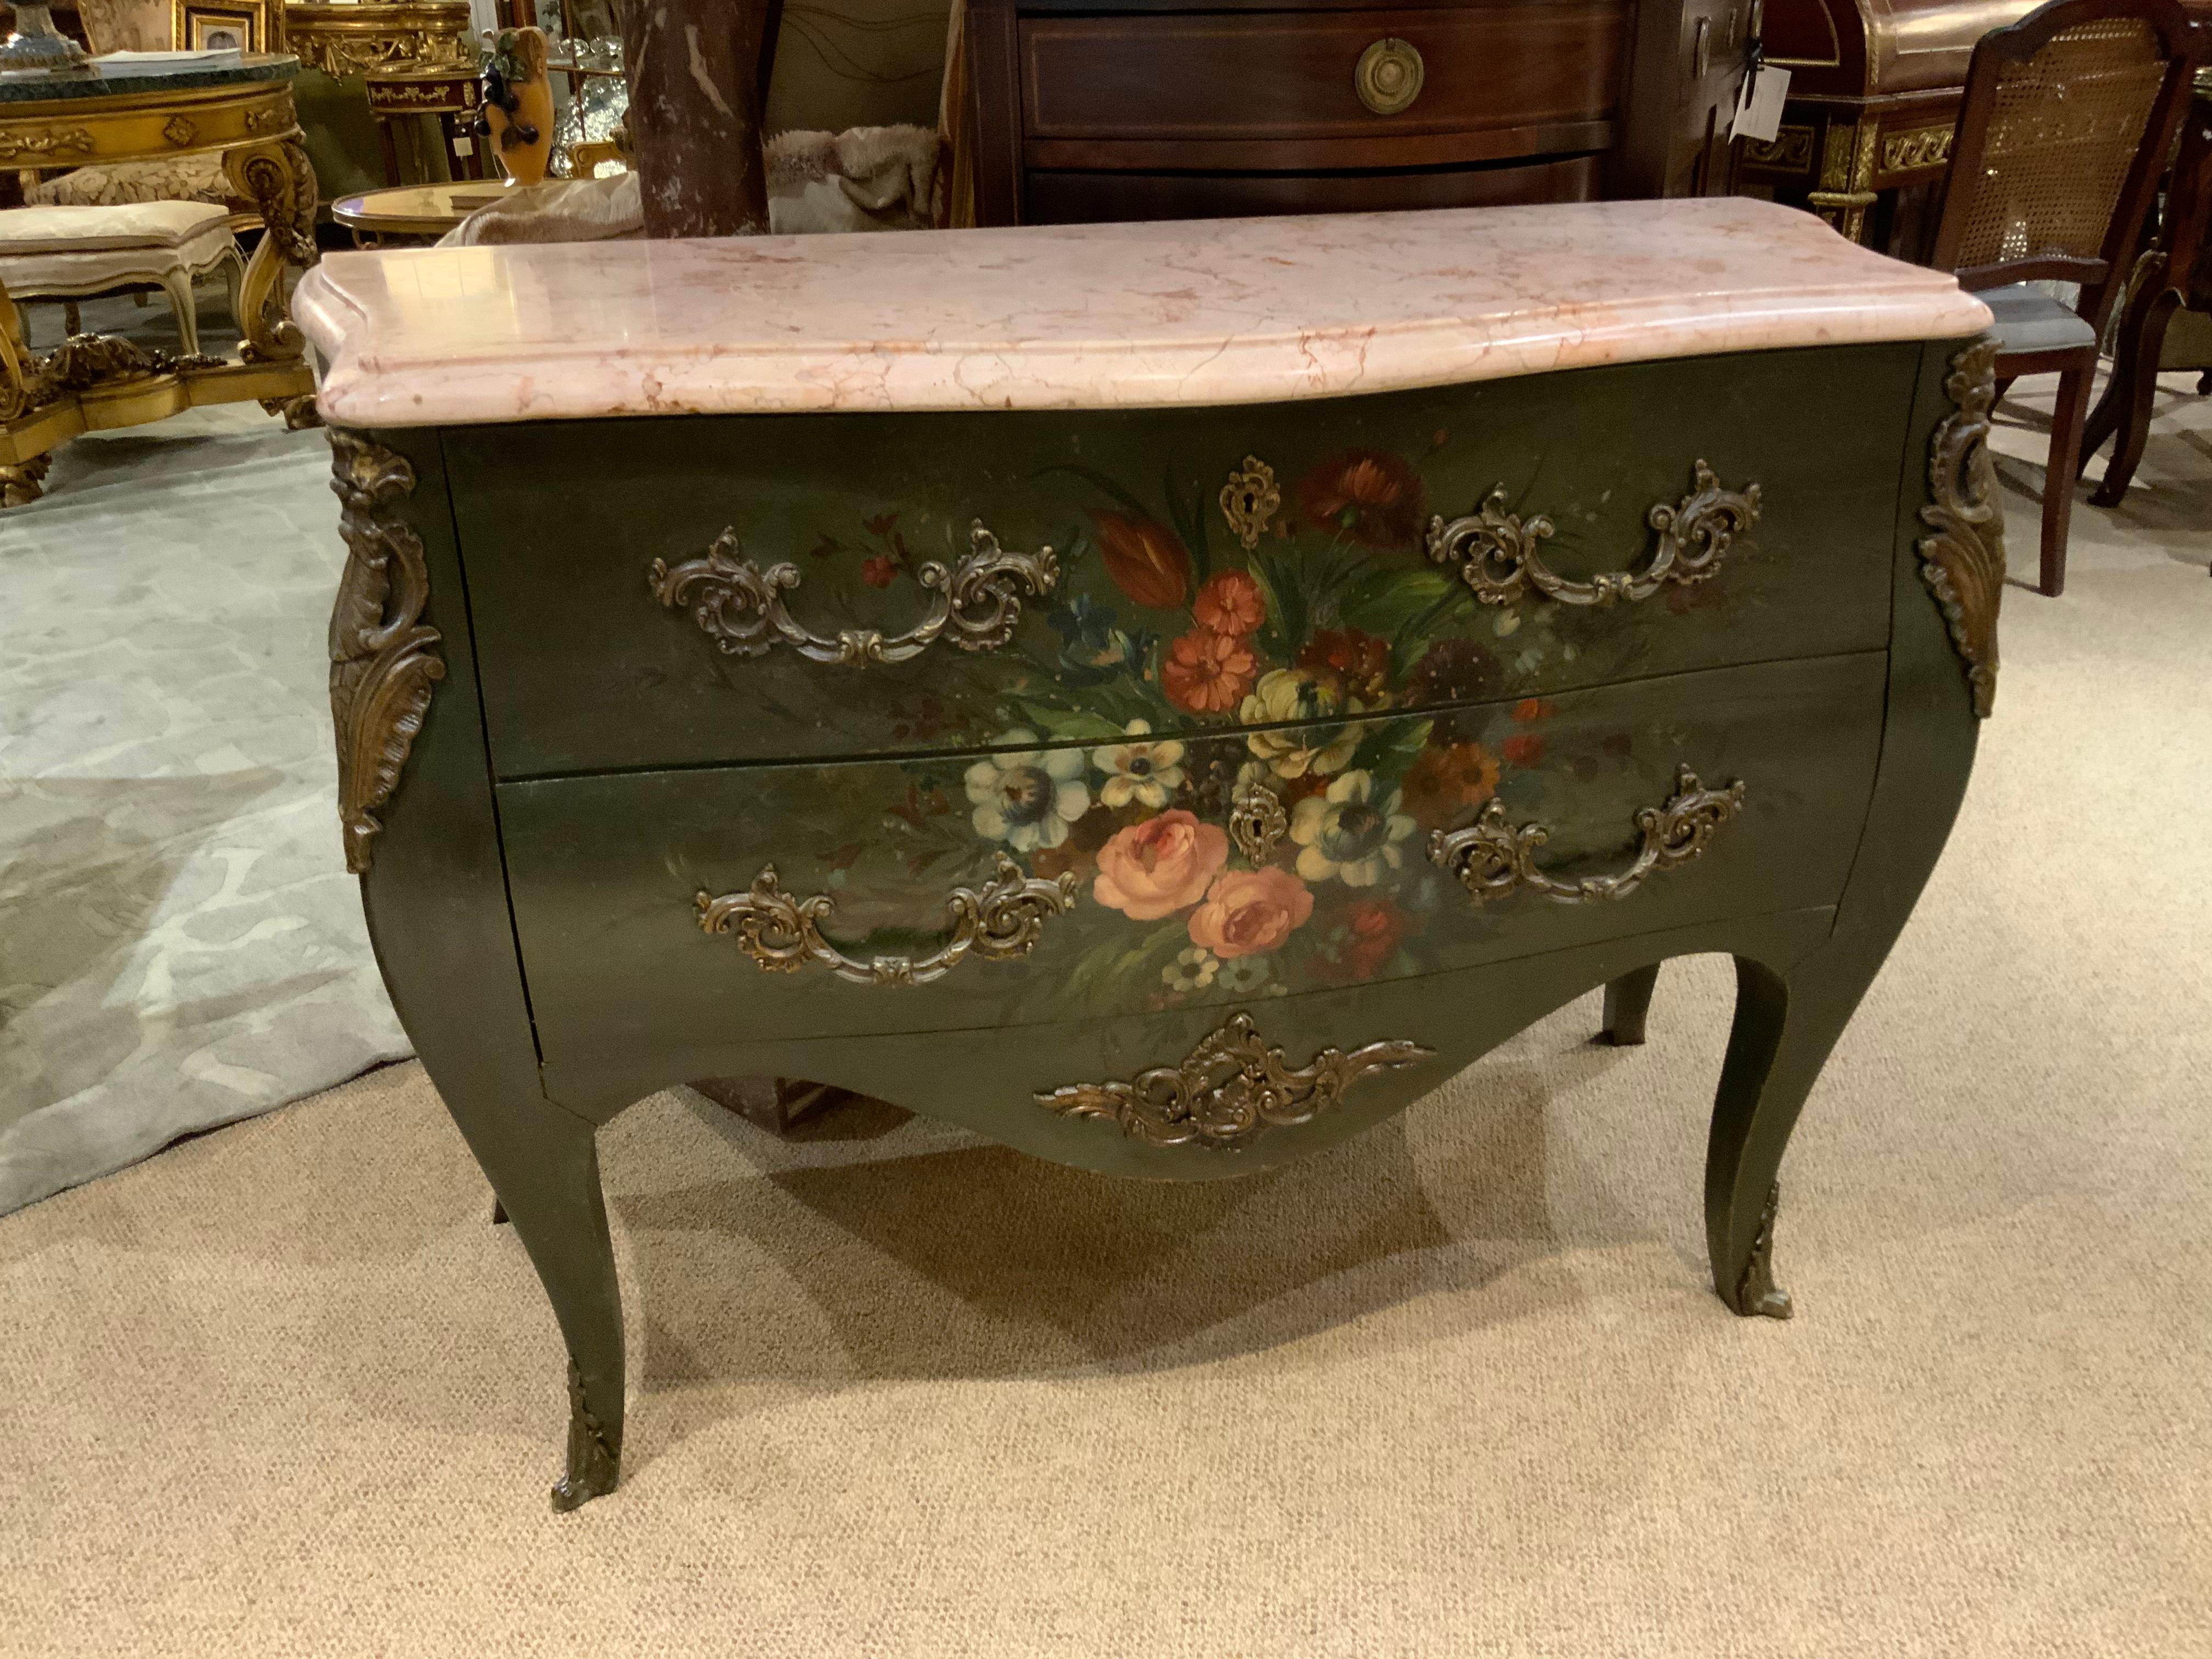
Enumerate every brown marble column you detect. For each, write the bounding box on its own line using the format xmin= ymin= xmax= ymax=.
xmin=619 ymin=0 xmax=773 ymax=238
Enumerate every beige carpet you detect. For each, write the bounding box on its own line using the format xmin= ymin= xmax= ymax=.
xmin=4 ymin=375 xmax=2208 ymax=1658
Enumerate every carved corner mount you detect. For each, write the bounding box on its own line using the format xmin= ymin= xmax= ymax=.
xmin=328 ymin=430 xmax=445 ymax=876
xmin=1734 ymin=1182 xmax=1795 ymax=1319
xmin=1035 ymin=1012 xmax=1434 ymax=1150
xmin=1916 ymin=339 xmax=2004 ymax=718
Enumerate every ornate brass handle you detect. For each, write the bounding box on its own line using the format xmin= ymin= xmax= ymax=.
xmin=1036 ymin=1012 xmax=1434 ymax=1150
xmin=649 ymin=520 xmax=1058 ymax=665
xmin=696 ymin=853 xmax=1077 ymax=986
xmin=1427 ymin=766 xmax=1746 ymax=903
xmin=1425 ymin=462 xmax=1760 ymax=607
xmin=1354 ymin=37 xmax=1425 ymax=115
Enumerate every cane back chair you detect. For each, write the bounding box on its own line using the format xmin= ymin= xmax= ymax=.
xmin=1929 ymin=0 xmax=2204 ymax=595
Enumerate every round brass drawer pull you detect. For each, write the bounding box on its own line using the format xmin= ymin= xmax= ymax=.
xmin=1354 ymin=37 xmax=1425 ymax=116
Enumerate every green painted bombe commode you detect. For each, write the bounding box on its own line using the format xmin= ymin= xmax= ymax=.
xmin=327 ymin=335 xmax=2002 ymax=1509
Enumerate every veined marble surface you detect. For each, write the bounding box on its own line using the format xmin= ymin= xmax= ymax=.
xmin=297 ymin=196 xmax=1994 ymax=428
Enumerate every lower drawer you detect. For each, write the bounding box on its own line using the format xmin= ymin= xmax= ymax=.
xmin=500 ymin=652 xmax=1886 ymax=1068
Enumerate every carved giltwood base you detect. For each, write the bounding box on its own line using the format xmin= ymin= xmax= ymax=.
xmin=1 ymin=452 xmax=52 ymax=506
xmin=0 ymin=77 xmax=319 ymax=506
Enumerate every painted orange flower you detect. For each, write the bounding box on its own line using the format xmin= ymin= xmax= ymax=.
xmin=1162 ymin=627 xmax=1258 ymax=714
xmin=1296 ymin=627 xmax=1391 ymax=704
xmin=1299 ymin=449 xmax=1425 ymax=548
xmin=1312 ymin=898 xmax=1410 ymax=983
xmin=1193 ymin=569 xmax=1266 ymax=635
xmin=1513 ymin=697 xmax=1556 ymax=723
xmin=1187 ymin=866 xmax=1313 ymax=959
xmin=1502 ymin=734 xmax=1547 ymax=766
xmin=1093 ymin=809 xmax=1229 ymax=920
xmin=1091 ymin=510 xmax=1191 ymax=610
xmin=1400 ymin=741 xmax=1502 ymax=828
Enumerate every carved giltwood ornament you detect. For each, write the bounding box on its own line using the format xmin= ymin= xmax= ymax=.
xmin=1429 ymin=765 xmax=1746 ymax=903
xmin=697 ymin=853 xmax=1077 ymax=986
xmin=651 ymin=520 xmax=1058 ymax=664
xmin=0 ymin=331 xmax=221 ymax=425
xmin=223 ymin=137 xmax=319 ymax=364
xmin=1426 ymin=462 xmax=1761 ymax=607
xmin=1036 ymin=1012 xmax=1434 ymax=1150
xmin=328 ymin=430 xmax=446 ymax=875
xmin=1916 ymin=339 xmax=2004 ymax=718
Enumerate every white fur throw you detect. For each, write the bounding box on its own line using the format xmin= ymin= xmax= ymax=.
xmin=437 ymin=124 xmax=941 ymax=247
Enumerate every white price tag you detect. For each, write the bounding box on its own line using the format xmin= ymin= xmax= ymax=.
xmin=1731 ymin=65 xmax=1791 ymax=145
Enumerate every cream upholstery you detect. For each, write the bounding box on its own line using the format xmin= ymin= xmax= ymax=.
xmin=0 ymin=203 xmax=241 ymax=354
xmin=25 ymin=155 xmax=235 ymax=216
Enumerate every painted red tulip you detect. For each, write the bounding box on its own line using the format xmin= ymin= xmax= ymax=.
xmin=1090 ymin=510 xmax=1191 ymax=610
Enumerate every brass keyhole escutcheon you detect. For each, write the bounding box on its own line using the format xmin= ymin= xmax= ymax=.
xmin=1354 ymin=37 xmax=1425 ymax=116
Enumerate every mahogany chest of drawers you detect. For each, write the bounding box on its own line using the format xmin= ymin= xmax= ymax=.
xmin=961 ymin=0 xmax=1758 ymax=224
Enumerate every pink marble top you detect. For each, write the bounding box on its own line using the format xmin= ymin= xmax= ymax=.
xmin=295 ymin=196 xmax=1993 ymax=428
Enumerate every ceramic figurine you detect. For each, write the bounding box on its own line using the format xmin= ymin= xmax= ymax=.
xmin=475 ymin=26 xmax=554 ymax=187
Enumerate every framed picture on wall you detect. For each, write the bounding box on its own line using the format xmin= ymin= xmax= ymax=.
xmin=172 ymin=0 xmax=275 ymax=52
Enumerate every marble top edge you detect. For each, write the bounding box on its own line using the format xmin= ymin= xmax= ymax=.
xmin=297 ymin=198 xmax=1994 ymax=427
xmin=0 ymin=53 xmax=296 ymax=101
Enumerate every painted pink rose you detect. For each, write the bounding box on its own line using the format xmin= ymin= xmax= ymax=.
xmin=1092 ymin=810 xmax=1229 ymax=920
xmin=1187 ymin=866 xmax=1313 ymax=959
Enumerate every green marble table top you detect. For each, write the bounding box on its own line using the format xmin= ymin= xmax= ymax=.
xmin=0 ymin=52 xmax=296 ymax=103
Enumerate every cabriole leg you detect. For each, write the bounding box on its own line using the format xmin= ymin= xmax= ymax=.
xmin=1703 ymin=949 xmax=1877 ymax=1319
xmin=438 ymin=1082 xmax=627 ymax=1510
xmin=1599 ymin=963 xmax=1661 ymax=1046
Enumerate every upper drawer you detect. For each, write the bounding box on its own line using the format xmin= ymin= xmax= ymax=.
xmin=1018 ymin=5 xmax=1626 ymax=162
xmin=448 ymin=343 xmax=1920 ymax=781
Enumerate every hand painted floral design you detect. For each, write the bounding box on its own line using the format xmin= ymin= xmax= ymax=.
xmin=1164 ymin=947 xmax=1218 ymax=992
xmin=1164 ymin=627 xmax=1258 ymax=714
xmin=1311 ymin=897 xmax=1410 ymax=983
xmin=771 ymin=427 xmax=1718 ymax=1020
xmin=1091 ymin=510 xmax=1191 ymax=610
xmin=1290 ymin=771 xmax=1417 ymax=887
xmin=1093 ymin=809 xmax=1230 ymax=919
xmin=1047 ymin=594 xmax=1153 ymax=687
xmin=1242 ymin=669 xmax=1361 ymax=778
xmin=1193 ymin=569 xmax=1266 ymax=635
xmin=1297 ymin=628 xmax=1391 ymax=705
xmin=965 ymin=733 xmax=1091 ymax=851
xmin=1400 ymin=741 xmax=1500 ymax=830
xmin=1092 ymin=720 xmax=1186 ymax=809
xmin=1187 ymin=866 xmax=1314 ymax=959
xmin=1299 ymin=449 xmax=1425 ymax=548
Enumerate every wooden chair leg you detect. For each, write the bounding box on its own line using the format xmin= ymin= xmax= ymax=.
xmin=2090 ymin=287 xmax=2179 ymax=509
xmin=2039 ymin=361 xmax=2092 ymax=597
xmin=160 ymin=269 xmax=201 ymax=357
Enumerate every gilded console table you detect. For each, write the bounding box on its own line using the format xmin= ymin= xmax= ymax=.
xmin=0 ymin=53 xmax=318 ymax=505
xmin=295 ymin=196 xmax=2001 ymax=1508
xmin=282 ymin=0 xmax=475 ymax=78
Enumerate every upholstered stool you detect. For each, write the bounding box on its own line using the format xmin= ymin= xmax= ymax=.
xmin=0 ymin=202 xmax=242 ymax=356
